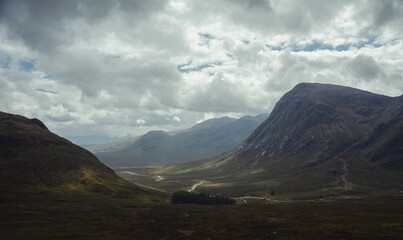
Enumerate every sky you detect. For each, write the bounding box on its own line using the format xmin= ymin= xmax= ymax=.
xmin=0 ymin=0 xmax=402 ymax=145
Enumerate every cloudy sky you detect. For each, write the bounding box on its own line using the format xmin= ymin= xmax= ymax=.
xmin=0 ymin=0 xmax=402 ymax=145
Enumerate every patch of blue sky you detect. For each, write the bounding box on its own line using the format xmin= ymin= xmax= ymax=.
xmin=265 ymin=44 xmax=285 ymax=51
xmin=42 ymin=74 xmax=55 ymax=80
xmin=265 ymin=36 xmax=386 ymax=52
xmin=178 ymin=63 xmax=211 ymax=73
xmin=19 ymin=58 xmax=36 ymax=72
xmin=36 ymin=88 xmax=58 ymax=94
xmin=0 ymin=54 xmax=12 ymax=69
xmin=198 ymin=33 xmax=214 ymax=40
xmin=177 ymin=61 xmax=223 ymax=73
xmin=335 ymin=44 xmax=351 ymax=51
xmin=198 ymin=32 xmax=214 ymax=48
xmin=302 ymin=41 xmax=333 ymax=52
xmin=177 ymin=60 xmax=192 ymax=69
xmin=242 ymin=39 xmax=250 ymax=45
xmin=288 ymin=40 xmax=334 ymax=52
xmin=354 ymin=36 xmax=384 ymax=49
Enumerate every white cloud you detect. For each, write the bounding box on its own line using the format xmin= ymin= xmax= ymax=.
xmin=196 ymin=113 xmax=216 ymax=124
xmin=136 ymin=119 xmax=146 ymax=125
xmin=0 ymin=0 xmax=402 ymax=144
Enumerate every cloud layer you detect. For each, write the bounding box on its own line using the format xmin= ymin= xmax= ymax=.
xmin=0 ymin=0 xmax=402 ymax=144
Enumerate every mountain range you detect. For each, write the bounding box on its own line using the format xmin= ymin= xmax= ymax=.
xmin=2 ymin=82 xmax=402 ymax=200
xmin=140 ymin=83 xmax=403 ymax=199
xmin=1 ymin=83 xmax=402 ymax=239
xmin=87 ymin=114 xmax=268 ymax=167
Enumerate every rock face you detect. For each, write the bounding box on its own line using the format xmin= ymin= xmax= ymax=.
xmin=167 ymin=83 xmax=402 ymax=197
xmin=91 ymin=114 xmax=268 ymax=167
xmin=239 ymin=83 xmax=402 ymax=169
xmin=0 ymin=112 xmax=150 ymax=201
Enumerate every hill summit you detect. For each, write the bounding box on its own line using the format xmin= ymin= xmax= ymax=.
xmin=0 ymin=112 xmax=156 ymax=202
xmin=153 ymin=83 xmax=403 ymax=198
xmin=240 ymin=83 xmax=402 ymax=167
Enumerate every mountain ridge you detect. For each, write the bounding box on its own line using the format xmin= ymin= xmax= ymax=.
xmin=139 ymin=83 xmax=403 ymax=198
xmin=0 ymin=111 xmax=160 ymax=202
xmin=88 ymin=114 xmax=268 ymax=167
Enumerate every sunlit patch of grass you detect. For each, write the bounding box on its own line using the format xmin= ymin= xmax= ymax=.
xmin=200 ymin=155 xmax=233 ymax=169
xmin=201 ymin=182 xmax=234 ymax=188
xmin=249 ymin=169 xmax=264 ymax=174
xmin=173 ymin=168 xmax=193 ymax=174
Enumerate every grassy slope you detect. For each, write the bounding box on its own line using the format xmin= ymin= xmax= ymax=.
xmin=120 ymin=85 xmax=403 ymax=199
xmin=0 ymin=112 xmax=163 ymax=203
xmin=135 ymin=144 xmax=401 ymax=200
xmin=118 ymin=150 xmax=344 ymax=199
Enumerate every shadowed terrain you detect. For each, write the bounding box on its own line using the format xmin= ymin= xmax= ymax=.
xmin=1 ymin=83 xmax=402 ymax=239
xmin=0 ymin=195 xmax=402 ymax=239
xmin=0 ymin=111 xmax=162 ymax=203
xmin=125 ymin=83 xmax=403 ymax=199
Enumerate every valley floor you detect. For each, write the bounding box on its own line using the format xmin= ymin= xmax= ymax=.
xmin=1 ymin=196 xmax=402 ymax=239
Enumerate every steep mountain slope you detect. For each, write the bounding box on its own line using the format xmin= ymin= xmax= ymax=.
xmin=89 ymin=114 xmax=267 ymax=167
xmin=0 ymin=111 xmax=160 ymax=202
xmin=145 ymin=83 xmax=403 ymax=198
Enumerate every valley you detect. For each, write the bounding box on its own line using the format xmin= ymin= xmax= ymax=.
xmin=1 ymin=83 xmax=402 ymax=239
xmin=2 ymin=1 xmax=403 ymax=238
xmin=116 ymin=83 xmax=403 ymax=201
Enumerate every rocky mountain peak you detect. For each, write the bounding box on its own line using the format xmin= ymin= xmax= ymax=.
xmin=238 ymin=83 xmax=400 ymax=169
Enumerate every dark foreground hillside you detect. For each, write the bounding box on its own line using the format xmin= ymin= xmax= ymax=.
xmin=0 ymin=111 xmax=160 ymax=202
xmin=0 ymin=196 xmax=402 ymax=239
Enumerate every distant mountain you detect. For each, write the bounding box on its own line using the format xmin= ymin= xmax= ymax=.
xmin=152 ymin=83 xmax=403 ymax=198
xmin=0 ymin=111 xmax=157 ymax=202
xmin=87 ymin=114 xmax=268 ymax=167
xmin=67 ymin=135 xmax=128 ymax=147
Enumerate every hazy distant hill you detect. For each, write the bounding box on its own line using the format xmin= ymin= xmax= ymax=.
xmin=87 ymin=114 xmax=268 ymax=167
xmin=151 ymin=83 xmax=403 ymax=198
xmin=0 ymin=111 xmax=157 ymax=202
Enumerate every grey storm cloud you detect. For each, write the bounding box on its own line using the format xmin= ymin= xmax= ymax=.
xmin=38 ymin=50 xmax=183 ymax=109
xmin=0 ymin=0 xmax=402 ymax=144
xmin=0 ymin=0 xmax=167 ymax=53
xmin=346 ymin=55 xmax=385 ymax=81
xmin=359 ymin=0 xmax=403 ymax=33
xmin=187 ymin=0 xmax=350 ymax=34
xmin=185 ymin=73 xmax=261 ymax=113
